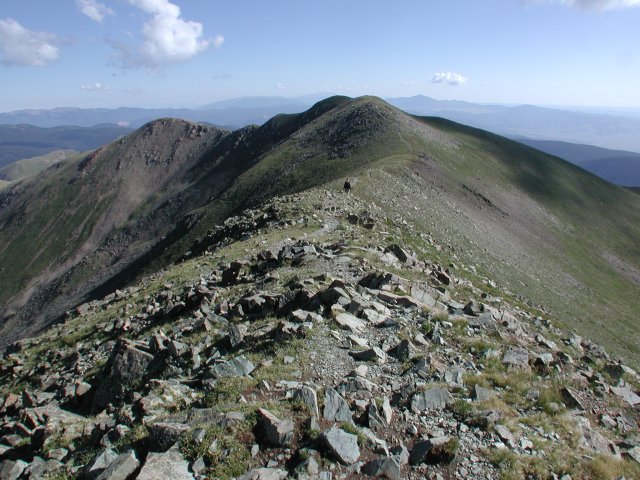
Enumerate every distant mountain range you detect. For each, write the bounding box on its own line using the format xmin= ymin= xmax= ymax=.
xmin=2 ymin=95 xmax=640 ymax=187
xmin=2 ymin=94 xmax=640 ymax=153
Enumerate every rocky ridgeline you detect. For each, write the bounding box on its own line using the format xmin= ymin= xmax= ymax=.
xmin=1 ymin=190 xmax=639 ymax=480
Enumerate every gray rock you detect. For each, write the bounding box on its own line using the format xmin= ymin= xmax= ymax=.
xmin=627 ymin=446 xmax=640 ymax=464
xmin=472 ymin=385 xmax=493 ymax=402
xmin=22 ymin=457 xmax=62 ymax=479
xmin=494 ymin=424 xmax=515 ymax=447
xmin=349 ymin=347 xmax=386 ymax=364
xmin=238 ymin=468 xmax=288 ymax=480
xmin=367 ymin=400 xmax=385 ymax=429
xmin=257 ymin=408 xmax=294 ymax=447
xmin=561 ymin=387 xmax=585 ymax=410
xmin=0 ymin=459 xmax=28 ymax=480
xmin=610 ymin=386 xmax=640 ymax=406
xmin=228 ymin=324 xmax=247 ymax=349
xmin=362 ymin=456 xmax=401 ymax=479
xmin=502 ymin=347 xmax=530 ymax=371
xmin=409 ymin=436 xmax=452 ymax=465
xmin=93 ymin=341 xmax=154 ymax=409
xmin=322 ymin=426 xmax=361 ymax=465
xmin=388 ymin=339 xmax=414 ymax=362
xmin=94 ymin=450 xmax=139 ymax=480
xmin=137 ymin=446 xmax=194 ymax=480
xmin=334 ymin=313 xmax=366 ymax=334
xmin=211 ymin=355 xmax=255 ymax=378
xmin=444 ymin=368 xmax=465 ymax=387
xmin=410 ymin=388 xmax=453 ymax=412
xmin=148 ymin=422 xmax=190 ymax=451
xmin=293 ymin=386 xmax=319 ymax=418
xmin=381 ymin=396 xmax=393 ymax=424
xmin=323 ymin=388 xmax=353 ymax=423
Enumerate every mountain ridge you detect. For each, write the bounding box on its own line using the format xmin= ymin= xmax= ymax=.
xmin=0 ymin=96 xmax=639 ymax=371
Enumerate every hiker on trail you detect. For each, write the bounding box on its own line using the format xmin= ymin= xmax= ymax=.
xmin=343 ymin=179 xmax=351 ymax=194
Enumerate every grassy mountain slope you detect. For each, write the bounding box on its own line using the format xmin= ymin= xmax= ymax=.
xmin=346 ymin=116 xmax=640 ymax=366
xmin=0 ymin=149 xmax=77 ymax=183
xmin=1 ymin=96 xmax=638 ymax=368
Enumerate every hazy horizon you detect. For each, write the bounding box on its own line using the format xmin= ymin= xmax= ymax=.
xmin=2 ymin=1 xmax=640 ymax=112
xmin=2 ymin=92 xmax=640 ymax=116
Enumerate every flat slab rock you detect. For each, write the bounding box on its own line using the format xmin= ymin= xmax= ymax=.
xmin=410 ymin=387 xmax=453 ymax=412
xmin=610 ymin=387 xmax=640 ymax=406
xmin=137 ymin=446 xmax=194 ymax=480
xmin=334 ymin=313 xmax=365 ymax=334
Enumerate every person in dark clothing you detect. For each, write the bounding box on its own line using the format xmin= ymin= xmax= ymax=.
xmin=343 ymin=179 xmax=351 ymax=194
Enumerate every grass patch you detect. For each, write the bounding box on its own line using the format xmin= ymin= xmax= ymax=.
xmin=180 ymin=422 xmax=254 ymax=480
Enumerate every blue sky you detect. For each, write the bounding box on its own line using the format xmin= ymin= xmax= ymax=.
xmin=1 ymin=0 xmax=639 ymax=111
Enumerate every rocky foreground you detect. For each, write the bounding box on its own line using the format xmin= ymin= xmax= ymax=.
xmin=1 ymin=188 xmax=639 ymax=480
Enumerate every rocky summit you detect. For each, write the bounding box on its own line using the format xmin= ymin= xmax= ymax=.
xmin=1 ymin=187 xmax=639 ymax=479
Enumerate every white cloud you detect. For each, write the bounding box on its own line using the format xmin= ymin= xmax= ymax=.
xmin=528 ymin=0 xmax=640 ymax=9
xmin=81 ymin=82 xmax=110 ymax=91
xmin=212 ymin=34 xmax=224 ymax=49
xmin=0 ymin=18 xmax=59 ymax=67
xmin=111 ymin=0 xmax=217 ymax=68
xmin=76 ymin=0 xmax=114 ymax=23
xmin=275 ymin=82 xmax=286 ymax=90
xmin=430 ymin=72 xmax=468 ymax=86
